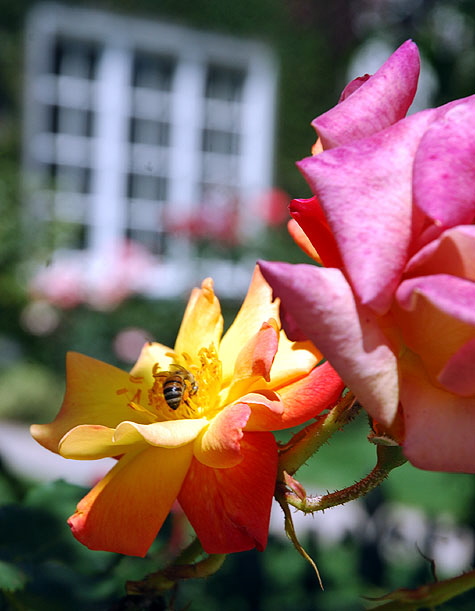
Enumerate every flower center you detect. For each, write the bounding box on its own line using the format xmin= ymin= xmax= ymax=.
xmin=147 ymin=344 xmax=222 ymax=421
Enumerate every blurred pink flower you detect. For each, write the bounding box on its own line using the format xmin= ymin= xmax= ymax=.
xmin=260 ymin=40 xmax=475 ymax=473
xmin=30 ymin=241 xmax=157 ymax=310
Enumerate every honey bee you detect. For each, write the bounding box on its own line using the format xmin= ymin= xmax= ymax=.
xmin=153 ymin=364 xmax=198 ymax=410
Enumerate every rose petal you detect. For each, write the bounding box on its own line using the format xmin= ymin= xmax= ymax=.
xmin=30 ymin=352 xmax=150 ymax=453
xmin=400 ymin=352 xmax=475 ymax=472
xmin=438 ymin=338 xmax=475 ymax=396
xmin=298 ymin=109 xmax=436 ymax=313
xmin=289 ymin=197 xmax=342 ymax=268
xmin=395 ymin=275 xmax=475 ymax=380
xmin=413 ymin=99 xmax=475 ymax=228
xmin=312 ymin=40 xmax=420 ymax=148
xmin=245 ymin=361 xmax=344 ymax=431
xmin=59 ymin=424 xmax=142 ymax=459
xmin=287 ymin=218 xmax=322 ymax=263
xmin=405 ymin=225 xmax=475 ymax=280
xmin=130 ymin=342 xmax=176 ymax=385
xmin=178 ymin=432 xmax=278 ymax=553
xmin=194 ymin=403 xmax=251 ymax=468
xmin=68 ymin=444 xmax=193 ymax=556
xmin=259 ymin=261 xmax=399 ymax=426
xmin=114 ymin=419 xmax=208 ymax=447
xmin=220 ymin=266 xmax=279 ymax=385
xmin=174 ymin=278 xmax=223 ymax=362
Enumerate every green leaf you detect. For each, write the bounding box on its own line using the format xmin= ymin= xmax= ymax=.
xmin=0 ymin=559 xmax=27 ymax=592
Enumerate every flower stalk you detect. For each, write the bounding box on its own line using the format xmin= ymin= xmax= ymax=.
xmin=278 ymin=390 xmax=359 ymax=477
xmin=126 ymin=538 xmax=226 ymax=596
xmin=284 ymin=443 xmax=407 ymax=514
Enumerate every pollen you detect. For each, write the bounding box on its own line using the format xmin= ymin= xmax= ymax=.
xmin=147 ymin=344 xmax=222 ymax=421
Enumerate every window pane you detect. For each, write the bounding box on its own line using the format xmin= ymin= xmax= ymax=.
xmin=53 ymin=37 xmax=98 ymax=79
xmin=133 ymin=53 xmax=175 ymax=91
xmin=205 ymin=65 xmax=245 ymax=102
xmin=129 ymin=118 xmax=170 ymax=146
xmin=127 ymin=174 xmax=168 ymax=200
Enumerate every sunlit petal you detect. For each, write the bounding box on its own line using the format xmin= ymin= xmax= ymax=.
xmin=174 ymin=278 xmax=223 ymax=361
xmin=68 ymin=444 xmax=193 ymax=556
xmin=194 ymin=403 xmax=251 ymax=468
xmin=220 ymin=266 xmax=279 ymax=385
xmin=31 ymin=352 xmax=150 ymax=453
xmin=178 ymin=432 xmax=277 ymax=554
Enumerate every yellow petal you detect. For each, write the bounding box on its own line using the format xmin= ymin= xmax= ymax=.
xmin=59 ymin=424 xmax=141 ymax=459
xmin=69 ymin=444 xmax=193 ymax=556
xmin=114 ymin=418 xmax=208 ymax=447
xmin=130 ymin=342 xmax=176 ymax=386
xmin=31 ymin=352 xmax=150 ymax=453
xmin=174 ymin=278 xmax=223 ymax=362
xmin=220 ymin=266 xmax=280 ymax=386
xmin=269 ymin=332 xmax=322 ymax=389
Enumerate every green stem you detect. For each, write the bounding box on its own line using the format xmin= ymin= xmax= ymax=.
xmin=126 ymin=538 xmax=226 ymax=596
xmin=285 ymin=444 xmax=407 ymax=513
xmin=279 ymin=391 xmax=359 ymax=477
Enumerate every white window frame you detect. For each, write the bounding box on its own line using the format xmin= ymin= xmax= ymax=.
xmin=23 ymin=3 xmax=278 ymax=297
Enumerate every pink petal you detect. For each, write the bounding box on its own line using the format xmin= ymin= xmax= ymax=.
xmin=178 ymin=432 xmax=278 ymax=553
xmin=259 ymin=261 xmax=399 ymax=426
xmin=400 ymin=353 xmax=475 ymax=472
xmin=397 ymin=274 xmax=475 ymax=327
xmin=405 ymin=225 xmax=475 ymax=280
xmin=298 ymin=109 xmax=435 ymax=313
xmin=438 ymin=338 xmax=475 ymax=396
xmin=312 ymin=40 xmax=420 ymax=148
xmin=395 ymin=275 xmax=475 ymax=384
xmin=413 ymin=99 xmax=475 ymax=228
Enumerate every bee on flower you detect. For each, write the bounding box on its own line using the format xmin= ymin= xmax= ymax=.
xmin=31 ymin=266 xmax=343 ymax=557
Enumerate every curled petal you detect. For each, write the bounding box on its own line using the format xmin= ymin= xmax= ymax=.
xmin=220 ymin=266 xmax=279 ymax=385
xmin=174 ymin=278 xmax=223 ymax=362
xmin=114 ymin=419 xmax=208 ymax=447
xmin=179 ymin=432 xmax=278 ymax=553
xmin=130 ymin=342 xmax=176 ymax=385
xmin=400 ymin=353 xmax=475 ymax=472
xmin=405 ymin=225 xmax=475 ymax=280
xmin=287 ymin=218 xmax=321 ymax=263
xmin=268 ymin=332 xmax=321 ymax=389
xmin=259 ymin=261 xmax=399 ymax=426
xmin=30 ymin=352 xmax=150 ymax=453
xmin=233 ymin=319 xmax=279 ymax=384
xmin=246 ymin=362 xmax=344 ymax=431
xmin=395 ymin=275 xmax=475 ymax=380
xmin=194 ymin=403 xmax=251 ymax=469
xmin=68 ymin=444 xmax=193 ymax=556
xmin=298 ymin=109 xmax=436 ymax=313
xmin=289 ymin=197 xmax=343 ymax=268
xmin=438 ymin=338 xmax=475 ymax=396
xmin=312 ymin=40 xmax=420 ymax=148
xmin=413 ymin=99 xmax=475 ymax=229
xmin=59 ymin=424 xmax=142 ymax=459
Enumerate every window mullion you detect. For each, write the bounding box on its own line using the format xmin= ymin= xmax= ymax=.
xmin=89 ymin=45 xmax=131 ymax=254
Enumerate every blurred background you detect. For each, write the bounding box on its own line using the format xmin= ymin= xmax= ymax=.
xmin=1 ymin=0 xmax=475 ymax=609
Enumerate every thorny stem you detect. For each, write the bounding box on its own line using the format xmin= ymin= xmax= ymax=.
xmin=126 ymin=538 xmax=226 ymax=596
xmin=285 ymin=444 xmax=407 ymax=513
xmin=278 ymin=390 xmax=360 ymax=477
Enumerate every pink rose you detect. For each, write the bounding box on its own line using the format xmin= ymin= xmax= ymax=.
xmin=260 ymin=40 xmax=475 ymax=473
